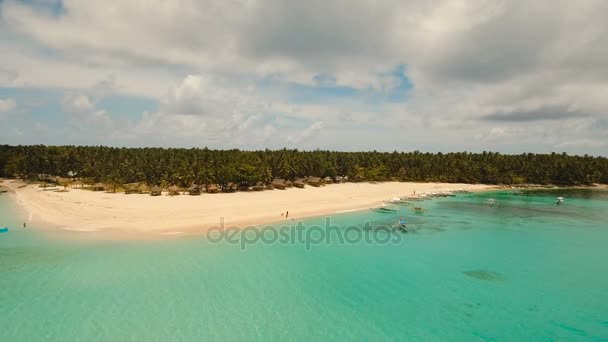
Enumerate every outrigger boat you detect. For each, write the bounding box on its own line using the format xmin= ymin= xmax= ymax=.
xmin=485 ymin=199 xmax=498 ymax=207
xmin=413 ymin=207 xmax=424 ymax=214
xmin=373 ymin=207 xmax=397 ymax=213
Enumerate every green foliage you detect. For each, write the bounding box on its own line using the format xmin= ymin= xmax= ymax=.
xmin=1 ymin=145 xmax=606 ymax=186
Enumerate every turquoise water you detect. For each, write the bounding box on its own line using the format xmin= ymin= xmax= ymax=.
xmin=1 ymin=189 xmax=608 ymax=341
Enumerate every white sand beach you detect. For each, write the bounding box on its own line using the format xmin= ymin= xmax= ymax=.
xmin=1 ymin=180 xmax=492 ymax=235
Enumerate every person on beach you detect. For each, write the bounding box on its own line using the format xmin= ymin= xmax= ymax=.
xmin=23 ymin=222 xmax=26 ymax=228
xmin=286 ymin=211 xmax=289 ymax=218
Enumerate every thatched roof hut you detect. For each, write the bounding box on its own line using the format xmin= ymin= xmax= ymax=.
xmin=253 ymin=181 xmax=265 ymax=191
xmin=188 ymin=184 xmax=201 ymax=195
xmin=151 ymin=186 xmax=162 ymax=196
xmin=37 ymin=174 xmax=56 ymax=184
xmin=307 ymin=177 xmax=322 ymax=187
xmin=272 ymin=178 xmax=286 ymax=190
xmin=293 ymin=178 xmax=305 ymax=188
xmin=206 ymin=184 xmax=219 ymax=193
xmin=56 ymin=177 xmax=72 ymax=188
xmin=91 ymin=183 xmax=106 ymax=191
xmin=71 ymin=180 xmax=84 ymax=189
xmin=285 ymin=180 xmax=293 ymax=188
xmin=225 ymin=182 xmax=238 ymax=193
xmin=168 ymin=185 xmax=181 ymax=196
xmin=138 ymin=183 xmax=150 ymax=194
xmin=124 ymin=183 xmax=140 ymax=194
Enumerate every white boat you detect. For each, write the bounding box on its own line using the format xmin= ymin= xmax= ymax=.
xmin=486 ymin=199 xmax=497 ymax=207
xmin=556 ymin=196 xmax=565 ymax=205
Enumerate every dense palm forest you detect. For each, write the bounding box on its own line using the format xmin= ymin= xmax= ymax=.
xmin=0 ymin=145 xmax=606 ymax=187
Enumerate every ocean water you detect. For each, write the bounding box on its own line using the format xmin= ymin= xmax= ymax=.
xmin=1 ymin=189 xmax=607 ymax=341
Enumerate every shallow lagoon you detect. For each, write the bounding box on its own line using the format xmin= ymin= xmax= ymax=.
xmin=1 ymin=189 xmax=607 ymax=341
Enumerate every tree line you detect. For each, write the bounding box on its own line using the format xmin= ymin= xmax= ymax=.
xmin=0 ymin=145 xmax=606 ymax=188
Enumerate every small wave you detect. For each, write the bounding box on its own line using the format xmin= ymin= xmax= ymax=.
xmin=61 ymin=227 xmax=97 ymax=232
xmin=335 ymin=208 xmax=366 ymax=214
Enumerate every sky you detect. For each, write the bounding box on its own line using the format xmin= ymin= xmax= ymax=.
xmin=0 ymin=0 xmax=607 ymax=155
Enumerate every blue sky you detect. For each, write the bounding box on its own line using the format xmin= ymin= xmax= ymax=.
xmin=0 ymin=0 xmax=607 ymax=154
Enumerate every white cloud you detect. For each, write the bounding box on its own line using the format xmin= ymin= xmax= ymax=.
xmin=0 ymin=98 xmax=16 ymax=113
xmin=287 ymin=121 xmax=324 ymax=145
xmin=1 ymin=0 xmax=607 ymax=154
xmin=62 ymin=93 xmax=94 ymax=113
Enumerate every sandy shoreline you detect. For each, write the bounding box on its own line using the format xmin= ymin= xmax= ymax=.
xmin=1 ymin=180 xmax=493 ymax=236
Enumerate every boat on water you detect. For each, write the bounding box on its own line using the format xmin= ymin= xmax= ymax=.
xmin=413 ymin=207 xmax=424 ymax=214
xmin=556 ymin=196 xmax=565 ymax=205
xmin=512 ymin=189 xmax=524 ymax=195
xmin=0 ymin=227 xmax=9 ymax=233
xmin=486 ymin=199 xmax=498 ymax=207
xmin=373 ymin=207 xmax=397 ymax=213
xmin=393 ymin=224 xmax=408 ymax=232
xmin=392 ymin=217 xmax=409 ymax=232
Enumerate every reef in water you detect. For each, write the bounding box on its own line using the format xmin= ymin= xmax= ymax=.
xmin=463 ymin=269 xmax=505 ymax=281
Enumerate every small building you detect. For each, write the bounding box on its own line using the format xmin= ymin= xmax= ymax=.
xmin=272 ymin=178 xmax=286 ymax=190
xmin=225 ymin=182 xmax=238 ymax=193
xmin=168 ymin=185 xmax=181 ymax=196
xmin=37 ymin=174 xmax=56 ymax=184
xmin=150 ymin=186 xmax=163 ymax=196
xmin=124 ymin=183 xmax=140 ymax=194
xmin=188 ymin=184 xmax=201 ymax=195
xmin=138 ymin=183 xmax=150 ymax=194
xmin=71 ymin=180 xmax=84 ymax=189
xmin=91 ymin=183 xmax=106 ymax=191
xmin=285 ymin=180 xmax=293 ymax=188
xmin=253 ymin=181 xmax=265 ymax=191
xmin=293 ymin=178 xmax=305 ymax=188
xmin=206 ymin=184 xmax=219 ymax=193
xmin=323 ymin=176 xmax=333 ymax=184
xmin=307 ymin=177 xmax=323 ymax=187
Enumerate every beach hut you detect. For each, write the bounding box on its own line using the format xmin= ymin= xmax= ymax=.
xmin=307 ymin=177 xmax=323 ymax=187
xmin=124 ymin=183 xmax=140 ymax=194
xmin=138 ymin=183 xmax=150 ymax=194
xmin=285 ymin=180 xmax=293 ymax=188
xmin=272 ymin=178 xmax=287 ymax=190
xmin=253 ymin=181 xmax=265 ymax=191
xmin=293 ymin=178 xmax=305 ymax=188
xmin=168 ymin=185 xmax=181 ymax=196
xmin=91 ymin=183 xmax=106 ymax=191
xmin=323 ymin=176 xmax=333 ymax=184
xmin=150 ymin=186 xmax=162 ymax=196
xmin=206 ymin=184 xmax=219 ymax=193
xmin=225 ymin=182 xmax=238 ymax=193
xmin=37 ymin=174 xmax=56 ymax=184
xmin=188 ymin=184 xmax=201 ymax=195
xmin=336 ymin=176 xmax=349 ymax=183
xmin=71 ymin=180 xmax=84 ymax=189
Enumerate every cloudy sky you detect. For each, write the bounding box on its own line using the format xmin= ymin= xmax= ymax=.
xmin=0 ymin=0 xmax=607 ymax=154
